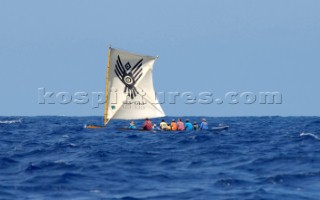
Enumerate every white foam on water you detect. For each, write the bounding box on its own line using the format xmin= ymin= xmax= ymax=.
xmin=0 ymin=119 xmax=22 ymax=124
xmin=300 ymin=132 xmax=320 ymax=140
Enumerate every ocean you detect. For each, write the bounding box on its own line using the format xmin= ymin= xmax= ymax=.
xmin=1 ymin=116 xmax=320 ymax=200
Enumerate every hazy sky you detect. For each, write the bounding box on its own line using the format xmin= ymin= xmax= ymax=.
xmin=1 ymin=0 xmax=319 ymax=116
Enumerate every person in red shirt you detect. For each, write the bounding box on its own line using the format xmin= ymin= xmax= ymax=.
xmin=177 ymin=118 xmax=185 ymax=131
xmin=142 ymin=118 xmax=153 ymax=130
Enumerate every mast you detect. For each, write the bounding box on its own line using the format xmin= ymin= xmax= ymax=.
xmin=103 ymin=47 xmax=111 ymax=126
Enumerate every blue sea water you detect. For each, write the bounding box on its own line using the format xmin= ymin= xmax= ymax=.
xmin=1 ymin=116 xmax=320 ymax=200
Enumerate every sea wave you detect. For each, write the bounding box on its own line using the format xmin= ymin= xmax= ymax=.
xmin=300 ymin=132 xmax=320 ymax=140
xmin=1 ymin=116 xmax=320 ymax=200
xmin=0 ymin=119 xmax=22 ymax=124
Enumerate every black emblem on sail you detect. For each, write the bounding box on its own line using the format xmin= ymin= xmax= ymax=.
xmin=115 ymin=56 xmax=143 ymax=99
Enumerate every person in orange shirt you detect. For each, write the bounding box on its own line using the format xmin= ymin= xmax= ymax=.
xmin=171 ymin=119 xmax=178 ymax=131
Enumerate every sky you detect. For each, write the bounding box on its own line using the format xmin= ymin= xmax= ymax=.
xmin=0 ymin=0 xmax=319 ymax=117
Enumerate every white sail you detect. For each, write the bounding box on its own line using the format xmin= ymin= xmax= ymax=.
xmin=104 ymin=47 xmax=165 ymax=123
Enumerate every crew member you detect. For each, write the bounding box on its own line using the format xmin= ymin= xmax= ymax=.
xmin=200 ymin=118 xmax=209 ymax=130
xmin=143 ymin=118 xmax=153 ymax=130
xmin=129 ymin=121 xmax=136 ymax=129
xmin=160 ymin=119 xmax=168 ymax=130
xmin=185 ymin=120 xmax=193 ymax=131
xmin=171 ymin=119 xmax=177 ymax=131
xmin=177 ymin=118 xmax=185 ymax=131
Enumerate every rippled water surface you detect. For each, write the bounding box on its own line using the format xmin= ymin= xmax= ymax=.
xmin=1 ymin=116 xmax=320 ymax=200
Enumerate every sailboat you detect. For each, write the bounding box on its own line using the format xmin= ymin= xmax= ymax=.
xmin=85 ymin=47 xmax=165 ymax=129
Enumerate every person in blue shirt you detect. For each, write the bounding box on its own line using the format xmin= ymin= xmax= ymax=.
xmin=128 ymin=121 xmax=136 ymax=129
xmin=185 ymin=120 xmax=193 ymax=131
xmin=200 ymin=118 xmax=208 ymax=130
xmin=152 ymin=124 xmax=161 ymax=131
